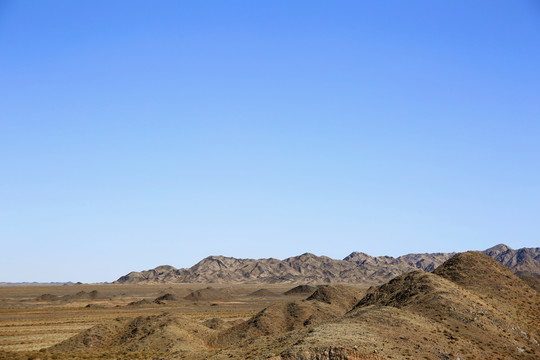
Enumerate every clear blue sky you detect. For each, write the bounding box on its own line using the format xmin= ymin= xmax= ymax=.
xmin=1 ymin=1 xmax=539 ymax=282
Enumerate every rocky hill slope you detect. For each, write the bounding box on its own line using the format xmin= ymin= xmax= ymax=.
xmin=53 ymin=251 xmax=539 ymax=359
xmin=288 ymin=251 xmax=540 ymax=359
xmin=115 ymin=244 xmax=539 ymax=286
xmin=224 ymin=252 xmax=539 ymax=359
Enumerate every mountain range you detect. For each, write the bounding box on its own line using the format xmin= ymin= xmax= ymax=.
xmin=115 ymin=243 xmax=540 ymax=285
xmin=56 ymin=251 xmax=540 ymax=359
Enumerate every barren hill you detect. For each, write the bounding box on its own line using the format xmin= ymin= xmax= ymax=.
xmin=239 ymin=251 xmax=540 ymax=359
xmin=214 ymin=284 xmax=364 ymax=347
xmin=42 ymin=251 xmax=540 ymax=359
xmin=184 ymin=287 xmax=232 ymax=301
xmin=115 ymin=244 xmax=540 ymax=286
xmin=51 ymin=313 xmax=213 ymax=354
xmin=283 ymin=284 xmax=318 ymax=296
xmin=248 ymin=288 xmax=280 ymax=297
xmin=36 ymin=290 xmax=107 ymax=302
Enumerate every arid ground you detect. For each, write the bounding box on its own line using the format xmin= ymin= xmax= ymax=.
xmin=0 ymin=283 xmax=319 ymax=359
xmin=1 ymin=252 xmax=539 ymax=359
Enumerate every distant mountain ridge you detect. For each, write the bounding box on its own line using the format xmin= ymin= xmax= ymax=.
xmin=115 ymin=244 xmax=540 ymax=285
xmin=57 ymin=251 xmax=540 ymax=359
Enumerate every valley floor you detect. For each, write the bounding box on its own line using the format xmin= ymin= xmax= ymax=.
xmin=0 ymin=283 xmax=315 ymax=358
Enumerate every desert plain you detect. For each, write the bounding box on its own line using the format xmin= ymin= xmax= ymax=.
xmin=0 ymin=282 xmax=308 ymax=358
xmin=0 ymin=251 xmax=539 ymax=360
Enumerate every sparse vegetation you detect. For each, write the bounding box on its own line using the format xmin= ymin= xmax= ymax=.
xmin=0 ymin=252 xmax=539 ymax=359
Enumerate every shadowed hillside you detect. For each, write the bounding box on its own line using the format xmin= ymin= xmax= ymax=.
xmin=283 ymin=284 xmax=318 ymax=296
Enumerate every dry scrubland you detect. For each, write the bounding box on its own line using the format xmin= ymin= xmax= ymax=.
xmin=0 ymin=252 xmax=539 ymax=359
xmin=0 ymin=283 xmax=299 ymax=358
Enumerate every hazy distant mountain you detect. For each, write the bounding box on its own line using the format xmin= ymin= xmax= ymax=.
xmin=114 ymin=244 xmax=540 ymax=285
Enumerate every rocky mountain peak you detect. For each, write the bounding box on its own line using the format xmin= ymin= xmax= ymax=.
xmin=114 ymin=245 xmax=540 ymax=285
xmin=343 ymin=252 xmax=373 ymax=262
xmin=484 ymin=243 xmax=512 ymax=255
xmin=154 ymin=265 xmax=177 ymax=272
xmin=296 ymin=253 xmax=318 ymax=260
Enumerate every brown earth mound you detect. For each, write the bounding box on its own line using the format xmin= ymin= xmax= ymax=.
xmin=35 ymin=294 xmax=60 ymax=301
xmin=353 ymin=270 xmax=455 ymax=309
xmin=184 ymin=287 xmax=232 ymax=301
xmin=126 ymin=299 xmax=154 ymax=307
xmin=306 ymin=285 xmax=364 ymax=311
xmin=433 ymin=251 xmax=540 ymax=330
xmin=51 ymin=312 xmax=212 ymax=354
xmin=158 ymin=287 xmax=193 ymax=297
xmin=284 ymin=285 xmax=317 ymax=296
xmin=75 ymin=290 xmax=100 ymax=299
xmin=215 ymin=286 xmax=361 ymax=347
xmin=434 ymin=251 xmax=536 ymax=301
xmin=154 ymin=293 xmax=180 ymax=302
xmin=214 ymin=301 xmax=331 ymax=347
xmin=61 ymin=290 xmax=106 ymax=302
xmin=248 ymin=288 xmax=280 ymax=297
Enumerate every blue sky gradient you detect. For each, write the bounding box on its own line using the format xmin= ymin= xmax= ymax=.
xmin=1 ymin=1 xmax=539 ymax=282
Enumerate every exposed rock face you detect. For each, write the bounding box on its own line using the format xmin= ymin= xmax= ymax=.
xmin=115 ymin=245 xmax=540 ymax=286
xmin=483 ymin=243 xmax=540 ymax=275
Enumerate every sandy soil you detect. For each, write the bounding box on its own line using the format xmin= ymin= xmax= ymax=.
xmin=0 ymin=283 xmax=309 ymax=352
